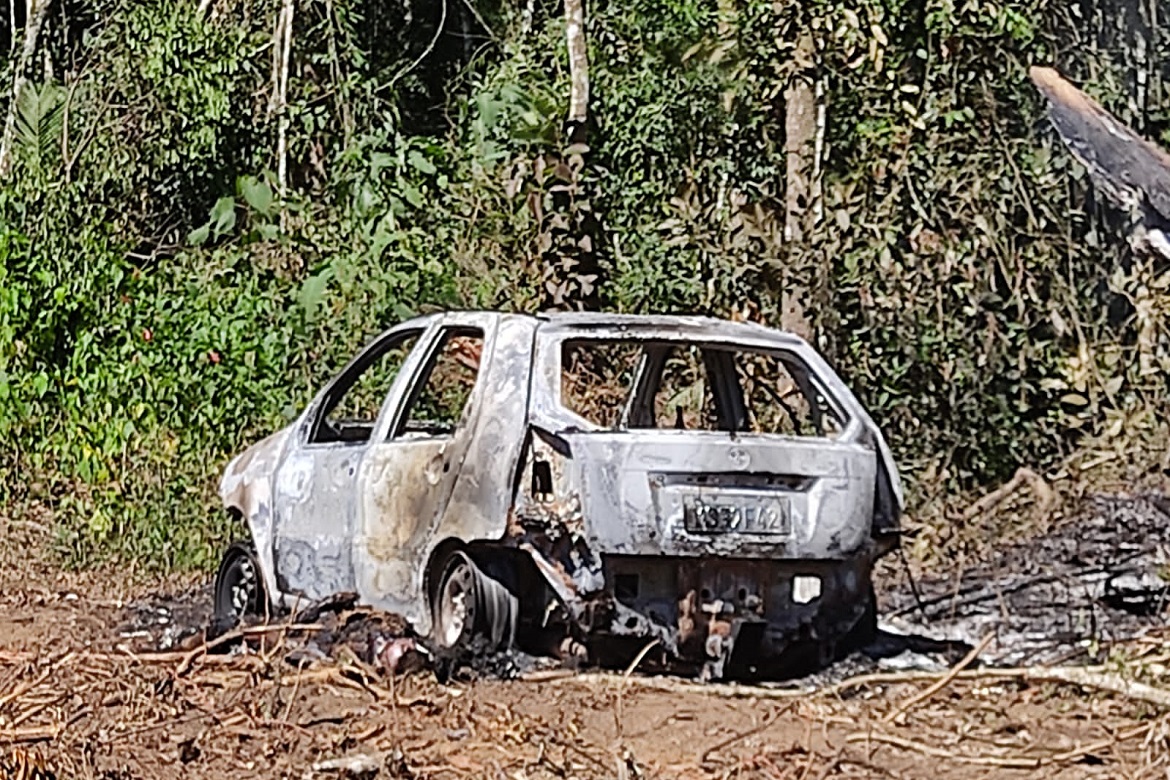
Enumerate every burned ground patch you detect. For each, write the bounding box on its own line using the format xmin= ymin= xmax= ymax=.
xmin=881 ymin=493 xmax=1170 ymax=666
xmin=110 ymin=492 xmax=1170 ymax=689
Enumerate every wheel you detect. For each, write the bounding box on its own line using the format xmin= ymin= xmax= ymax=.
xmin=213 ymin=541 xmax=266 ymax=625
xmin=430 ymin=549 xmax=519 ymax=655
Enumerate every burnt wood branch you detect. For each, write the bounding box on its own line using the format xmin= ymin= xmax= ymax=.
xmin=1030 ymin=65 xmax=1170 ymax=259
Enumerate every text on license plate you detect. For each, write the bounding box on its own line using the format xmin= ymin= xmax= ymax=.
xmin=683 ymin=495 xmax=792 ymax=535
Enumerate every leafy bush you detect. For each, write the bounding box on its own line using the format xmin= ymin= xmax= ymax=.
xmin=0 ymin=0 xmax=1166 ymax=569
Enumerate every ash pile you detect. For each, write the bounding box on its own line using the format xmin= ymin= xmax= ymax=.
xmin=117 ymin=584 xmax=215 ymax=651
xmin=881 ymin=493 xmax=1170 ymax=666
xmin=117 ymin=589 xmax=566 ymax=683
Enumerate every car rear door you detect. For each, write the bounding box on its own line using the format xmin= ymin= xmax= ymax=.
xmin=563 ymin=431 xmax=877 ymax=559
xmin=352 ymin=312 xmax=500 ymax=627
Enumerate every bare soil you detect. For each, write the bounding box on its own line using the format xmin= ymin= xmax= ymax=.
xmin=1 ymin=496 xmax=1170 ymax=779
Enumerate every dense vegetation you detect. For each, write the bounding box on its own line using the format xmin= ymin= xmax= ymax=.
xmin=0 ymin=0 xmax=1166 ymax=569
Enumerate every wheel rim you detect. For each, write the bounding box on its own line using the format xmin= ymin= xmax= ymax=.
xmin=215 ymin=546 xmax=262 ymax=621
xmin=229 ymin=556 xmax=257 ymax=617
xmin=436 ymin=556 xmax=477 ymax=649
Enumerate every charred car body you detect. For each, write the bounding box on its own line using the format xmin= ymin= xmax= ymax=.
xmin=216 ymin=312 xmax=904 ymax=679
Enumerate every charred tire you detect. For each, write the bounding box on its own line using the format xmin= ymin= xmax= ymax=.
xmin=838 ymin=583 xmax=878 ymax=657
xmin=430 ymin=549 xmax=519 ymax=656
xmin=213 ymin=542 xmax=266 ymax=627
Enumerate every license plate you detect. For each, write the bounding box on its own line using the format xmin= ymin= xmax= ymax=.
xmin=683 ymin=494 xmax=792 ymax=535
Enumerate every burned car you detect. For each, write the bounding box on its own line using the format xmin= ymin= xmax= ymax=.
xmin=216 ymin=311 xmax=904 ymax=679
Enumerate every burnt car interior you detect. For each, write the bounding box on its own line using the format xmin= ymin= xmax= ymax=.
xmin=561 ymin=339 xmax=848 ymax=439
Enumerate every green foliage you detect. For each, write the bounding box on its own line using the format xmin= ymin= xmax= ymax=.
xmin=0 ymin=0 xmax=1166 ymax=570
xmin=12 ymin=82 xmax=66 ymax=177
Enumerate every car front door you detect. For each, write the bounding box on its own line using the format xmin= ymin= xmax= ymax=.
xmin=270 ymin=324 xmax=427 ymax=603
xmin=353 ymin=313 xmax=496 ymax=626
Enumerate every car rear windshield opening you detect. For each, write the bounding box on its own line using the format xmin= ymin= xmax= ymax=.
xmin=560 ymin=339 xmax=847 ymax=438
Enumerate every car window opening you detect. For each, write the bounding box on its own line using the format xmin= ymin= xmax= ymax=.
xmin=560 ymin=339 xmax=846 ymax=438
xmin=309 ymin=330 xmax=422 ymax=445
xmin=394 ymin=328 xmax=485 ymax=439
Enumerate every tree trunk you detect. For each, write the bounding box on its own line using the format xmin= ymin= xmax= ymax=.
xmin=537 ymin=0 xmax=599 ymax=311
xmin=563 ymin=0 xmax=588 ymax=138
xmin=781 ymin=32 xmax=820 ymax=340
xmin=0 ymin=0 xmax=51 ymax=179
xmin=274 ymin=0 xmax=295 ymax=199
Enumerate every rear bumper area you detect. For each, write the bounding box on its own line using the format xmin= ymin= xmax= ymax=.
xmin=579 ymin=552 xmax=875 ymax=680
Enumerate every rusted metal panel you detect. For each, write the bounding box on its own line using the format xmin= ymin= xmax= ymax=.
xmin=602 ymin=553 xmax=873 ymax=676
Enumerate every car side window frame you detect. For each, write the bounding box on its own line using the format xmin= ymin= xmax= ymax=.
xmin=302 ymin=327 xmax=428 ymax=447
xmin=386 ymin=326 xmax=487 ymax=441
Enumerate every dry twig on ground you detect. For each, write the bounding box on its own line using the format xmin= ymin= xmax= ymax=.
xmin=882 ymin=632 xmax=994 ymax=722
xmin=560 ymin=660 xmax=1170 ymax=711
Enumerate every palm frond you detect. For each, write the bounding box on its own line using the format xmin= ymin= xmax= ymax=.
xmin=12 ymin=82 xmax=66 ymax=175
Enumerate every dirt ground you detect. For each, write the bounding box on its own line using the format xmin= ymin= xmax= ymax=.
xmin=3 ymin=500 xmax=1170 ymax=779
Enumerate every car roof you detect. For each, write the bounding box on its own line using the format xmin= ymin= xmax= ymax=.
xmin=536 ymin=311 xmax=804 ymax=343
xmin=397 ymin=310 xmax=808 ymax=347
